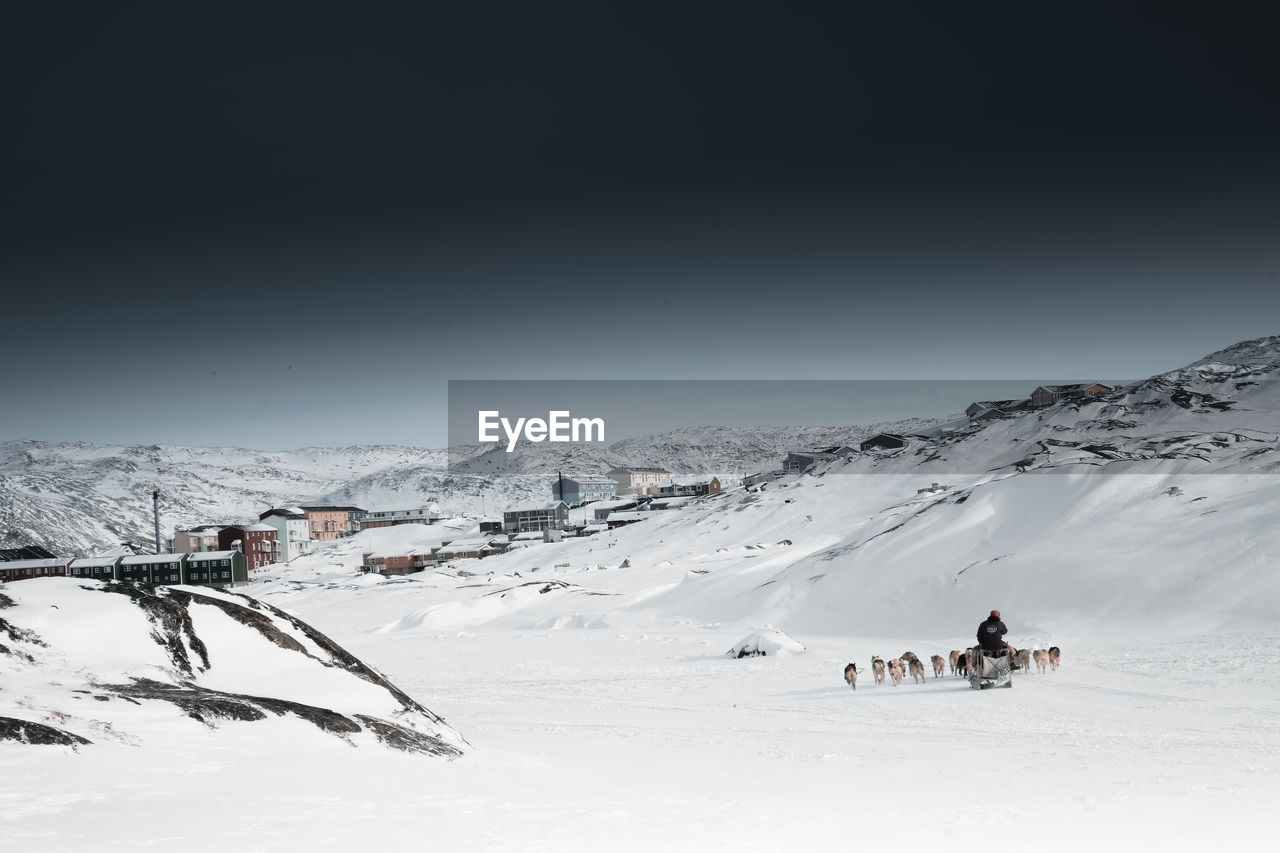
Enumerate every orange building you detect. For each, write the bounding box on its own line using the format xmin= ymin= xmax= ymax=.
xmin=297 ymin=505 xmax=365 ymax=541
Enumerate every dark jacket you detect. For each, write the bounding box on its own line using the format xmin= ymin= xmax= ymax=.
xmin=976 ymin=617 xmax=1008 ymax=651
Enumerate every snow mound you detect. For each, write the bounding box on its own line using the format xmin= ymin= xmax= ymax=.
xmin=727 ymin=627 xmax=806 ymax=658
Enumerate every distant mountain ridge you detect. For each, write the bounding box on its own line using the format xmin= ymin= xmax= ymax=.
xmin=3 ymin=335 xmax=1278 ymax=555
xmin=0 ymin=418 xmax=938 ymax=556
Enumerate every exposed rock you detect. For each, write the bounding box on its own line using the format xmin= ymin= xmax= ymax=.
xmin=0 ymin=716 xmax=92 ymax=748
xmin=98 ymin=583 xmax=209 ymax=674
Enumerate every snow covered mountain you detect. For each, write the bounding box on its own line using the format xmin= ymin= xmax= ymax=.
xmin=2 ymin=336 xmax=1277 ymax=560
xmin=0 ymin=579 xmax=466 ymax=755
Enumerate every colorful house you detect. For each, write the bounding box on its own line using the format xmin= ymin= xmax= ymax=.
xmin=258 ymin=508 xmax=314 ymax=562
xmin=606 ymin=467 xmax=671 ymax=496
xmin=0 ymin=557 xmax=71 ymax=583
xmin=218 ymin=524 xmax=280 ymax=571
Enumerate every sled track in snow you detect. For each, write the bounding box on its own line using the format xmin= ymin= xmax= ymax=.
xmin=1038 ymin=675 xmax=1280 ymax=717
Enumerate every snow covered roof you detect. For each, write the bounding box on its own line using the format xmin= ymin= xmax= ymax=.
xmin=188 ymin=550 xmax=238 ymax=560
xmin=559 ymin=474 xmax=616 ymax=485
xmin=788 ymin=450 xmax=837 ymax=461
xmin=261 ymin=508 xmax=306 ymax=520
xmin=659 ymin=476 xmax=716 ymax=487
xmin=176 ymin=525 xmax=224 ymax=535
xmin=365 ymin=549 xmax=420 ymax=560
xmin=72 ymin=555 xmax=124 ymax=567
xmin=0 ymin=557 xmax=72 ymax=569
xmin=120 ymin=553 xmax=187 ymax=565
xmin=513 ymin=531 xmax=545 ymax=540
xmin=228 ymin=523 xmax=278 ymax=533
xmin=504 ymin=502 xmax=567 ymax=513
xmin=435 ymin=539 xmax=489 ymax=553
xmin=607 ymin=511 xmax=649 ymax=522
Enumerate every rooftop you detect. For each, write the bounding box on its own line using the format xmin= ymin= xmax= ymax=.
xmin=0 ymin=557 xmax=71 ymax=569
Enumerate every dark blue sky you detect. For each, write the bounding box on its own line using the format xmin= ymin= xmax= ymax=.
xmin=3 ymin=3 xmax=1278 ymax=448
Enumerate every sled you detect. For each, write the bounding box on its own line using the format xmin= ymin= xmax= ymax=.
xmin=969 ymin=648 xmax=1013 ymax=690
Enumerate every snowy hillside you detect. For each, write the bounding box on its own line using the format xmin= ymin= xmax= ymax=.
xmin=0 ymin=578 xmax=466 ymax=755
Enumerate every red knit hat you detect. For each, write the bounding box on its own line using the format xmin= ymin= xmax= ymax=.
xmin=990 ymin=609 xmax=1001 ymax=619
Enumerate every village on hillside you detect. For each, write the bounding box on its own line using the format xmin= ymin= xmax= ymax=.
xmin=0 ymin=382 xmax=1113 ymax=587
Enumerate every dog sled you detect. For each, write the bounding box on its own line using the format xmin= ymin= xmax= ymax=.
xmin=969 ymin=648 xmax=1013 ymax=690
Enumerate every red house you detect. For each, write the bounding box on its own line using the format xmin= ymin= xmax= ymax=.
xmin=218 ymin=524 xmax=280 ymax=572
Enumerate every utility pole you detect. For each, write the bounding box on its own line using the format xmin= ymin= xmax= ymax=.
xmin=152 ymin=489 xmax=162 ymax=554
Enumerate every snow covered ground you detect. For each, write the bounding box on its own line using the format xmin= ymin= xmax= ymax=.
xmin=5 ymin=339 xmax=1280 ymax=850
xmin=6 ymin=470 xmax=1277 ymax=850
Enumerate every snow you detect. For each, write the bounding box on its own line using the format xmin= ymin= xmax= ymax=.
xmin=5 ymin=338 xmax=1280 ymax=849
xmin=727 ymin=627 xmax=807 ymax=656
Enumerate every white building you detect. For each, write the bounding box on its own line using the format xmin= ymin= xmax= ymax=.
xmin=258 ymin=507 xmax=314 ymax=563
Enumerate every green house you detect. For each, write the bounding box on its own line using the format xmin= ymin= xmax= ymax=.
xmin=119 ymin=553 xmax=188 ymax=585
xmin=181 ymin=550 xmax=249 ymax=587
xmin=69 ymin=555 xmax=123 ymax=581
xmin=70 ymin=550 xmax=248 ymax=588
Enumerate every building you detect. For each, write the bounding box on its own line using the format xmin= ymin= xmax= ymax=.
xmin=551 ymin=474 xmax=618 ymax=505
xmin=783 ymin=451 xmax=837 ymax=473
xmin=431 ymin=539 xmax=491 ymax=562
xmin=296 ymin=505 xmax=366 ymax=541
xmin=360 ymin=550 xmax=435 ymax=576
xmin=606 ymin=466 xmax=671 ymax=496
xmin=656 ymin=476 xmax=721 ymax=497
xmin=356 ymin=505 xmax=443 ymax=530
xmin=964 ymin=399 xmax=1031 ymax=421
xmin=118 ymin=553 xmax=189 ymax=584
xmin=1029 ymin=383 xmax=1113 ymax=409
xmin=502 ymin=501 xmax=569 ymax=533
xmin=184 ymin=550 xmax=250 ymax=586
xmin=605 ymin=510 xmax=648 ymax=529
xmin=258 ymin=508 xmax=314 ymax=562
xmin=65 ymin=551 xmax=248 ymax=587
xmin=647 ymin=495 xmax=696 ymax=509
xmin=592 ymin=498 xmax=641 ymax=521
xmin=171 ymin=525 xmax=224 ymax=553
xmin=217 ymin=524 xmax=280 ymax=571
xmin=859 ymin=433 xmax=907 ymax=452
xmin=743 ymin=470 xmax=783 ymax=488
xmin=69 ymin=555 xmax=123 ymax=582
xmin=0 ymin=557 xmax=71 ymax=583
